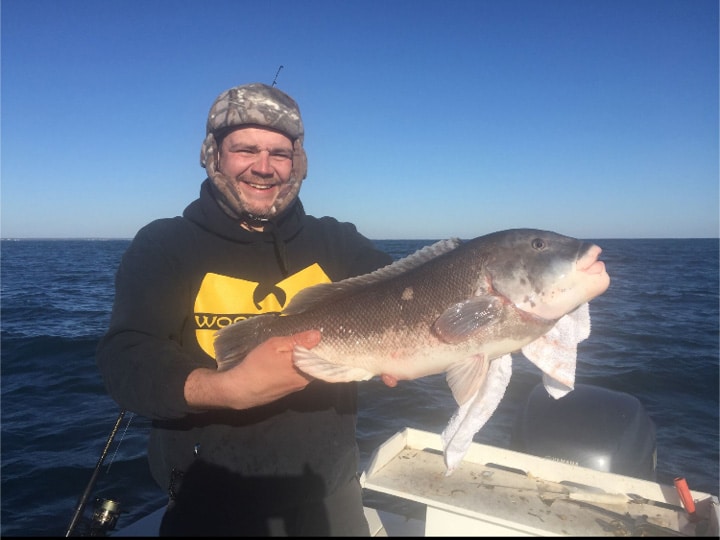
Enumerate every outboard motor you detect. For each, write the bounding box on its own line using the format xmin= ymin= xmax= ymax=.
xmin=511 ymin=383 xmax=657 ymax=481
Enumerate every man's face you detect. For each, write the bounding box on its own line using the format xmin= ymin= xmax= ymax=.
xmin=217 ymin=127 xmax=296 ymax=219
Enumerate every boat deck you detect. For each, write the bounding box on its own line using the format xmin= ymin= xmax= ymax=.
xmin=360 ymin=428 xmax=719 ymax=537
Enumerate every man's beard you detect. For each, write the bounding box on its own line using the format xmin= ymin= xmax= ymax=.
xmin=209 ymin=170 xmax=303 ymax=222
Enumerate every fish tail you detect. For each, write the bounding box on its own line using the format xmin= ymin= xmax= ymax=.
xmin=213 ymin=314 xmax=277 ymax=371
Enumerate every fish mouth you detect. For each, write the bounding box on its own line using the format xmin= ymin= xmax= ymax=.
xmin=575 ymin=243 xmax=611 ymax=302
xmin=576 ymin=244 xmax=607 ymax=275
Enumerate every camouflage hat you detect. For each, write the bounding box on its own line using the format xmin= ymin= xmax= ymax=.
xmin=205 ymin=83 xmax=303 ymax=140
xmin=200 ymin=83 xmax=307 ymax=181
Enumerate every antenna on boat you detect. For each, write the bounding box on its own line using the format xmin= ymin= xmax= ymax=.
xmin=271 ymin=65 xmax=284 ymax=87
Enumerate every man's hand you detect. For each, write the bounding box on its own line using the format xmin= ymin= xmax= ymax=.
xmin=185 ymin=329 xmax=322 ymax=410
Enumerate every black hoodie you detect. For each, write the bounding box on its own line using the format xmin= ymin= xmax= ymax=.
xmin=97 ymin=179 xmax=392 ymax=502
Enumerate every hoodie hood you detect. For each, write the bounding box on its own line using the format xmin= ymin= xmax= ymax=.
xmin=184 ymin=179 xmax=305 ymax=275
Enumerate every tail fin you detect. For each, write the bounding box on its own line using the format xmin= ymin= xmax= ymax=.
xmin=213 ymin=313 xmax=277 ymax=371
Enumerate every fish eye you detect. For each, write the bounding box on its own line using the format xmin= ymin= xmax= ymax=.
xmin=531 ymin=238 xmax=546 ymax=250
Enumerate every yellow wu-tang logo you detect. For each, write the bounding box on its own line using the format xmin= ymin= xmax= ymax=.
xmin=194 ymin=263 xmax=331 ymax=358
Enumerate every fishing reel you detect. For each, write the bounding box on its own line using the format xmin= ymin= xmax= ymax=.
xmin=87 ymin=497 xmax=121 ymax=537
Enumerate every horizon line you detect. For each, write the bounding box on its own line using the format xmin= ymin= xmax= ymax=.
xmin=2 ymin=236 xmax=719 ymax=242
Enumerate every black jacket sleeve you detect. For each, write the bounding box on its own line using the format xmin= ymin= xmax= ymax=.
xmin=96 ymin=219 xmax=207 ymax=420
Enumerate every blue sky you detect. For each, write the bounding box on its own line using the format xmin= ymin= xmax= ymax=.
xmin=2 ymin=0 xmax=718 ymax=240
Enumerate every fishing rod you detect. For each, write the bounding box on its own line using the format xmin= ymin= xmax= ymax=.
xmin=65 ymin=409 xmax=127 ymax=537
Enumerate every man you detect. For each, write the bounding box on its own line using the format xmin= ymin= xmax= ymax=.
xmin=97 ymin=83 xmax=393 ymax=536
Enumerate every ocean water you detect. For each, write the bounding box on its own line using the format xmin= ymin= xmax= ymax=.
xmin=1 ymin=237 xmax=718 ymax=536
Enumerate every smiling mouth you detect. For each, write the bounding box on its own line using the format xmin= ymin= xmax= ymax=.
xmin=243 ymin=180 xmax=277 ymax=190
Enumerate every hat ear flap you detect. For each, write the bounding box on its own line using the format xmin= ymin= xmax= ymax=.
xmin=292 ymin=138 xmax=307 ymax=181
xmin=200 ymin=133 xmax=218 ymax=172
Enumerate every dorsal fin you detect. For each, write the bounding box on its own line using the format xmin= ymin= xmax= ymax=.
xmin=282 ymin=238 xmax=462 ymax=316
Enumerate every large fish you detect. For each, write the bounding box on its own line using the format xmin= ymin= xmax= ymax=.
xmin=214 ymin=229 xmax=610 ymax=472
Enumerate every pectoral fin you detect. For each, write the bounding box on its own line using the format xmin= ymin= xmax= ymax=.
xmin=433 ymin=296 xmax=504 ymax=344
xmin=441 ymin=354 xmax=513 ymax=474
